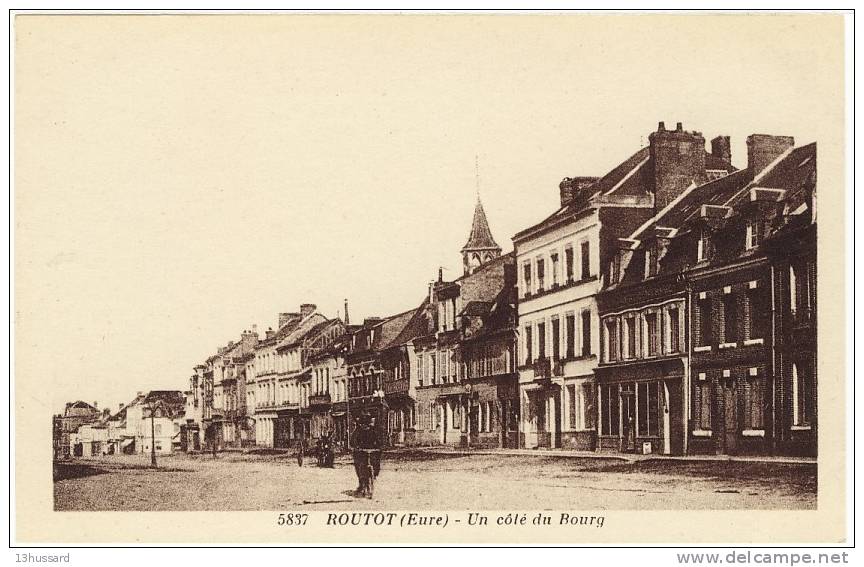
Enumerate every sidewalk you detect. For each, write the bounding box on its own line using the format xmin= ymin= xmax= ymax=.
xmin=401 ymin=445 xmax=816 ymax=465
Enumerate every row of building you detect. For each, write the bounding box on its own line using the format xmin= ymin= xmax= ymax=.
xmin=53 ymin=391 xmax=185 ymax=458
xmin=56 ymin=121 xmax=817 ymax=459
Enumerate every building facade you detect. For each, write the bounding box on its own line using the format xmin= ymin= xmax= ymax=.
xmin=598 ymin=129 xmax=816 ymax=456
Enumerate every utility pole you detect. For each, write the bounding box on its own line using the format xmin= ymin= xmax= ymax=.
xmin=149 ymin=402 xmax=157 ymax=468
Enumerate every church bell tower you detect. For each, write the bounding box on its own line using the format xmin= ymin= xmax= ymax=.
xmin=461 ymin=197 xmax=501 ymax=275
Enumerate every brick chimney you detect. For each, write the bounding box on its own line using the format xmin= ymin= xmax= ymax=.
xmin=300 ymin=303 xmax=316 ymax=318
xmin=344 ymin=299 xmax=350 ymax=325
xmin=649 ymin=121 xmax=707 ymax=211
xmin=747 ymin=134 xmax=795 ymax=175
xmin=559 ymin=176 xmax=599 ymax=207
xmin=278 ymin=312 xmax=299 ymax=328
xmin=710 ymin=136 xmax=731 ymax=164
xmin=240 ymin=329 xmax=258 ymax=352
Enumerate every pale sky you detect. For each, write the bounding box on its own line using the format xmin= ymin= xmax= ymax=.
xmin=13 ymin=14 xmax=844 ymax=414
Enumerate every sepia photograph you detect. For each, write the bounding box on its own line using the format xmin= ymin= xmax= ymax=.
xmin=12 ymin=9 xmax=850 ymax=545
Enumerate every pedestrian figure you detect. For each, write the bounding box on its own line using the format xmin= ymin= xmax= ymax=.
xmin=350 ymin=412 xmax=381 ymax=498
xmin=296 ymin=435 xmax=307 ymax=467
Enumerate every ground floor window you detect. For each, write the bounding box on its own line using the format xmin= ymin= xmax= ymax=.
xmin=743 ymin=374 xmax=764 ymax=429
xmin=791 ymin=362 xmax=813 ymax=427
xmin=566 ymin=383 xmax=595 ymax=430
xmin=637 ymin=381 xmax=661 ymax=437
xmin=693 ymin=380 xmax=712 ymax=430
xmin=599 ymin=384 xmax=619 ymax=436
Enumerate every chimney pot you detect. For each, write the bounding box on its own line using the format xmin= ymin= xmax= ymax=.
xmin=676 ymin=122 xmax=683 ymax=132
xmin=658 ymin=121 xmax=665 ymax=131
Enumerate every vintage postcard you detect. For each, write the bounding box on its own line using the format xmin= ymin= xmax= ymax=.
xmin=13 ymin=11 xmax=850 ymax=545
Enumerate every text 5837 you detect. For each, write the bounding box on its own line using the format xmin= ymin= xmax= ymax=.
xmin=277 ymin=513 xmax=309 ymax=526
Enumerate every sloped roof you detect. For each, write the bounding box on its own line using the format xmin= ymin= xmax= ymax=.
xmin=386 ymin=299 xmax=433 ymax=348
xmin=462 ymin=198 xmax=501 ymax=252
xmin=597 ymin=147 xmax=651 ymax=196
xmin=374 ymin=307 xmax=422 ymax=351
xmin=276 ymin=313 xmax=328 ymax=350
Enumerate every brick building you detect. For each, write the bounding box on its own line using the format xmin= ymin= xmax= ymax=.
xmin=412 ymin=199 xmax=518 ymax=448
xmin=598 ymin=128 xmax=816 ymax=456
xmin=512 ymin=122 xmax=718 ymax=449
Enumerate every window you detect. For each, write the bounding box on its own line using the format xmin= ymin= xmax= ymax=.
xmin=723 ymin=294 xmax=738 ymax=343
xmin=645 ymin=313 xmax=659 ymax=356
xmin=744 ymin=373 xmax=764 ymax=429
xmin=523 ymin=262 xmax=532 ymax=296
xmin=791 ymin=363 xmax=812 ymax=427
xmin=154 ymin=424 xmax=162 ymax=436
xmin=637 ymin=382 xmax=660 ymax=437
xmin=418 ymin=354 xmax=425 ymax=387
xmin=699 ymin=298 xmax=713 ymax=346
xmin=697 ymin=230 xmax=709 ymax=262
xmin=694 ymin=380 xmax=712 ymax=430
xmin=537 ymin=322 xmax=546 ymax=360
xmin=567 ymin=384 xmax=578 ymax=430
xmin=747 ymin=289 xmax=768 ymax=340
xmin=524 ymin=325 xmax=533 ymax=364
xmin=605 ymin=319 xmax=619 ymax=362
xmin=580 ymin=241 xmax=591 ymax=279
xmin=644 ymin=245 xmax=658 ymax=279
xmin=668 ymin=307 xmax=681 ymax=353
xmin=624 ymin=317 xmax=637 ymax=359
xmin=609 ymin=254 xmax=621 ymax=284
xmin=565 ymin=314 xmax=576 ymax=358
xmin=565 ymin=246 xmax=574 ymax=282
xmin=582 ymin=384 xmax=595 ymax=429
xmin=745 ymin=219 xmax=762 ymax=250
xmin=537 ymin=258 xmax=545 ymax=291
xmin=551 ymin=253 xmax=560 ymax=286
xmin=599 ymin=384 xmax=619 ymax=436
xmin=581 ymin=310 xmax=592 ymax=357
xmin=451 ymin=401 xmax=460 ymax=429
xmin=552 ymin=318 xmax=561 ymax=360
xmin=789 ymin=265 xmax=798 ymax=313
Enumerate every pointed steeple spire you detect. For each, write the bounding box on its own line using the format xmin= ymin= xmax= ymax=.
xmin=461 ymin=196 xmax=502 ymax=275
xmin=462 ymin=197 xmax=500 ymax=253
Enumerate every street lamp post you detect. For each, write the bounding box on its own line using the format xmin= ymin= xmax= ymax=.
xmin=147 ymin=402 xmax=157 ymax=468
xmin=372 ymin=388 xmax=387 ymax=446
xmin=464 ymin=383 xmax=473 ymax=450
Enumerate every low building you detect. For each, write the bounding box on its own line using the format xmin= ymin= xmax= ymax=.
xmin=53 ymin=401 xmax=102 ymax=459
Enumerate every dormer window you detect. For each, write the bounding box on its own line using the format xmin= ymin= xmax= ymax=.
xmin=697 ymin=230 xmax=709 ymax=262
xmin=644 ymin=244 xmax=658 ymax=279
xmin=609 ymin=254 xmax=620 ymax=284
xmin=745 ymin=219 xmax=763 ymax=250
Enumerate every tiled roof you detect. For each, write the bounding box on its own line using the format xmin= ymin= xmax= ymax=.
xmin=374 ymin=307 xmax=422 ymax=351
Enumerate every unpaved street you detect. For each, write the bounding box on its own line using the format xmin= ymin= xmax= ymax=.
xmin=54 ymin=450 xmax=816 ymax=511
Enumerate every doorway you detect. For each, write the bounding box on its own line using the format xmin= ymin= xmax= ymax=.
xmin=620 ymin=386 xmax=636 ymax=452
